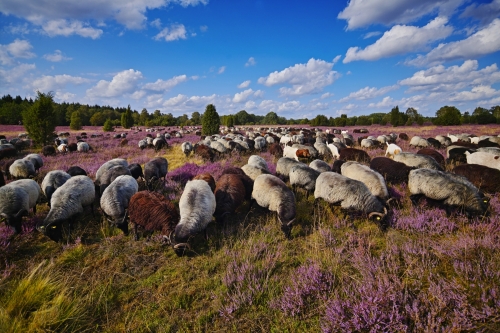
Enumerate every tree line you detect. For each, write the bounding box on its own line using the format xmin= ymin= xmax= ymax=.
xmin=1 ymin=93 xmax=499 ymax=131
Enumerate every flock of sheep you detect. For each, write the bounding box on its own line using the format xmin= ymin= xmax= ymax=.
xmin=1 ymin=126 xmax=499 ymax=255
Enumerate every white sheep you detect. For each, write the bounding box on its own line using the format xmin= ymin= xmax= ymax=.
xmin=409 ymin=136 xmax=429 ymax=148
xmin=95 ymin=158 xmax=128 ymax=183
xmin=41 ymin=170 xmax=71 ymax=205
xmin=37 ymin=175 xmax=95 ymax=242
xmin=0 ymin=185 xmax=30 ymax=233
xmin=181 ymin=141 xmax=193 ymax=157
xmin=327 ymin=143 xmax=341 ymax=159
xmin=9 ymin=159 xmax=36 ymax=179
xmin=251 ymin=174 xmax=296 ymax=238
xmin=393 ymin=152 xmax=443 ymax=171
xmin=340 ymin=161 xmax=390 ymax=202
xmin=289 ymin=164 xmax=320 ymax=198
xmin=100 ymin=175 xmax=138 ymax=235
xmin=465 ymin=151 xmax=500 ymax=170
xmin=247 ymin=155 xmax=269 ymax=172
xmin=309 ymin=159 xmax=331 ymax=173
xmin=276 ymin=157 xmax=305 ymax=180
xmin=385 ymin=143 xmax=402 ymax=157
xmin=77 ymin=141 xmax=90 ymax=152
xmin=408 ymin=168 xmax=488 ymax=217
xmin=4 ymin=179 xmax=41 ymax=215
xmin=171 ymin=179 xmax=216 ymax=255
xmin=314 ymin=172 xmax=387 ymax=225
xmin=23 ymin=153 xmax=43 ymax=172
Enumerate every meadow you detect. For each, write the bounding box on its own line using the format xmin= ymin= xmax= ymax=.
xmin=0 ymin=123 xmax=499 ymax=332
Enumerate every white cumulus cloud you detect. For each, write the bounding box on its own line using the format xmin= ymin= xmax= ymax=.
xmin=461 ymin=0 xmax=500 ymax=25
xmin=343 ymin=17 xmax=453 ymax=63
xmin=407 ymin=18 xmax=500 ymax=66
xmin=257 ymin=58 xmax=339 ymax=97
xmin=338 ymin=0 xmax=464 ymax=30
xmin=42 ymin=19 xmax=103 ymax=38
xmin=154 ymin=23 xmax=187 ymax=41
xmin=237 ymin=80 xmax=250 ymax=89
xmin=86 ymin=69 xmax=143 ymax=98
xmin=0 ymin=63 xmax=35 ymax=85
xmin=143 ymin=75 xmax=188 ymax=91
xmin=43 ymin=50 xmax=72 ymax=62
xmin=0 ymin=39 xmax=35 ymax=65
xmin=30 ymin=74 xmax=90 ymax=92
xmin=245 ymin=57 xmax=256 ymax=67
xmin=339 ymin=85 xmax=399 ymax=102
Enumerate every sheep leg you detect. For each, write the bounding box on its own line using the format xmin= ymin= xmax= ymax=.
xmin=410 ymin=194 xmax=423 ymax=206
xmin=134 ymin=223 xmax=139 ymax=241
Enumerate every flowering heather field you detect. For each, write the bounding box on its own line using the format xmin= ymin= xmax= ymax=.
xmin=0 ymin=124 xmax=500 ymax=332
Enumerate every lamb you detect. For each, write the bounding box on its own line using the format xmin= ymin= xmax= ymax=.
xmin=369 ymin=157 xmax=415 ymax=184
xmin=276 ymin=157 xmax=305 ymax=180
xmin=37 ymin=175 xmax=95 ymax=242
xmin=41 ymin=170 xmax=71 ymax=205
xmin=314 ymin=172 xmax=387 ymax=226
xmin=338 ymin=148 xmax=371 ymax=164
xmin=171 ymin=179 xmax=216 ymax=256
xmin=385 ymin=143 xmax=402 ymax=157
xmin=309 ymin=159 xmax=331 ymax=173
xmin=144 ymin=157 xmax=168 ymax=190
xmin=393 ymin=152 xmax=443 ymax=171
xmin=289 ymin=164 xmax=320 ymax=198
xmin=193 ymin=172 xmax=216 ymax=193
xmin=465 ymin=151 xmax=500 ymax=170
xmin=181 ymin=141 xmax=193 ymax=157
xmin=251 ymin=174 xmax=296 ymax=238
xmin=9 ymin=159 xmax=36 ymax=179
xmin=128 ymin=191 xmax=180 ymax=240
xmin=452 ymin=164 xmax=500 ymax=193
xmin=408 ymin=168 xmax=488 ymax=217
xmin=100 ymin=175 xmax=138 ymax=235
xmin=213 ymin=174 xmax=248 ymax=223
xmin=0 ymin=186 xmax=30 ymax=233
xmin=340 ymin=161 xmax=390 ymax=202
xmin=67 ymin=166 xmax=87 ymax=177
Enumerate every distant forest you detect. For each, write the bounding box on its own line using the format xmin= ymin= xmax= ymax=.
xmin=1 ymin=93 xmax=499 ymax=127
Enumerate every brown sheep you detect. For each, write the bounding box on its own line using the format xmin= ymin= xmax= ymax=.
xmin=214 ymin=174 xmax=247 ymax=223
xmin=370 ymin=157 xmax=415 ymax=184
xmin=120 ymin=138 xmax=128 ymax=147
xmin=67 ymin=142 xmax=77 ymax=152
xmin=399 ymin=133 xmax=409 ymax=141
xmin=338 ymin=148 xmax=371 ymax=164
xmin=452 ymin=164 xmax=500 ymax=193
xmin=417 ymin=148 xmax=445 ymax=169
xmin=193 ymin=172 xmax=216 ymax=193
xmin=128 ymin=191 xmax=180 ymax=240
xmin=268 ymin=143 xmax=283 ymax=157
xmin=194 ymin=144 xmax=215 ymax=162
xmin=296 ymin=149 xmax=311 ymax=159
xmin=42 ymin=145 xmax=56 ymax=157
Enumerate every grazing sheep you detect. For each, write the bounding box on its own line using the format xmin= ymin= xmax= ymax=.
xmin=313 ymin=142 xmax=332 ymax=159
xmin=23 ymin=153 xmax=43 ymax=172
xmin=57 ymin=143 xmax=68 ymax=153
xmin=276 ymin=157 xmax=305 ymax=181
xmin=220 ymin=167 xmax=254 ymax=199
xmin=194 ymin=144 xmax=215 ymax=162
xmin=9 ymin=159 xmax=36 ymax=179
xmin=241 ymin=164 xmax=270 ymax=181
xmin=360 ymin=139 xmax=377 ymax=149
xmin=254 ymin=137 xmax=267 ymax=151
xmin=338 ymin=148 xmax=371 ymax=164
xmin=385 ymin=143 xmax=402 ymax=158
xmin=283 ymin=146 xmax=311 ymax=161
xmin=5 ymin=179 xmax=41 ymax=214
xmin=128 ymin=191 xmax=180 ymax=240
xmin=477 ymin=147 xmax=500 ymax=155
xmin=97 ymin=165 xmax=132 ymax=195
xmin=309 ymin=159 xmax=331 ymax=173
xmin=138 ymin=139 xmax=148 ymax=150
xmin=247 ymin=155 xmax=269 ymax=172
xmin=340 ymin=161 xmax=390 ymax=202
xmin=417 ymin=148 xmax=445 ymax=168
xmin=144 ymin=157 xmax=168 ymax=190
xmin=0 ymin=170 xmax=4 ymax=187
xmin=119 ymin=139 xmax=128 ymax=147
xmin=369 ymin=157 xmax=414 ymax=184
xmin=436 ymin=135 xmax=452 ymax=147
xmin=100 ymin=175 xmax=139 ymax=235
xmin=268 ymin=143 xmax=283 ymax=157
xmin=42 ymin=145 xmax=56 ymax=157
xmin=67 ymin=166 xmax=87 ymax=177
xmin=193 ymin=172 xmax=216 ymax=193
xmin=452 ymin=164 xmax=500 ymax=193
xmin=41 ymin=170 xmax=71 ymax=205
xmin=37 ymin=175 xmax=95 ymax=242
xmin=331 ymin=159 xmax=345 ymax=174
xmin=292 ymin=144 xmax=318 ymax=159
xmin=409 ymin=136 xmax=429 ymax=148
xmin=77 ymin=141 xmax=90 ymax=152
xmin=95 ymin=158 xmax=128 ymax=184
xmin=393 ymin=152 xmax=443 ymax=171
xmin=0 ymin=186 xmax=30 ymax=233
xmin=289 ymin=164 xmax=320 ymax=198
xmin=153 ymin=137 xmax=167 ymax=151
xmin=447 ymin=146 xmax=476 ymax=164
xmin=181 ymin=141 xmax=193 ymax=157
xmin=314 ymin=172 xmax=387 ymax=226
xmin=408 ymin=168 xmax=488 ymax=217
xmin=171 ymin=179 xmax=216 ymax=255
xmin=426 ymin=138 xmax=442 ymax=149
xmin=465 ymin=151 xmax=500 ymax=170
xmin=128 ymin=163 xmax=144 ymax=180
xmin=398 ymin=133 xmax=409 ymax=141
xmin=213 ymin=174 xmax=247 ymax=223
xmin=67 ymin=143 xmax=77 ymax=152
xmin=251 ymin=174 xmax=296 ymax=238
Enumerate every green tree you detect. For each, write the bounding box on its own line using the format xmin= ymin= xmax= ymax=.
xmin=263 ymin=111 xmax=279 ymax=125
xmin=90 ymin=112 xmax=106 ymax=126
xmin=139 ymin=108 xmax=149 ymax=125
xmin=121 ymin=105 xmax=134 ymax=129
xmin=491 ymin=105 xmax=500 ymax=123
xmin=103 ymin=118 xmax=113 ymax=132
xmin=472 ymin=107 xmax=496 ymax=124
xmin=434 ymin=106 xmax=461 ymax=125
xmin=225 ymin=115 xmax=235 ymax=127
xmin=390 ymin=106 xmax=400 ymax=127
xmin=22 ymin=91 xmax=57 ymax=146
xmin=70 ymin=111 xmax=82 ymax=130
xmin=201 ymin=104 xmax=221 ymax=135
xmin=191 ymin=111 xmax=201 ymax=125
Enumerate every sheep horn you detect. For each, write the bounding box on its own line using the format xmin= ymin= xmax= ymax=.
xmin=368 ymin=212 xmax=384 ymax=219
xmin=286 ymin=218 xmax=295 ymax=227
xmin=173 ymin=242 xmax=191 ymax=250
xmin=121 ymin=210 xmax=128 ymax=224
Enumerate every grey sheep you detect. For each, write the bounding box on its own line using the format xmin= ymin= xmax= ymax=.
xmin=309 ymin=159 xmax=332 ymax=173
xmin=408 ymin=168 xmax=488 ymax=217
xmin=314 ymin=172 xmax=387 ymax=225
xmin=289 ymin=164 xmax=320 ymax=198
xmin=144 ymin=157 xmax=168 ymax=190
xmin=181 ymin=141 xmax=193 ymax=157
xmin=251 ymin=174 xmax=296 ymax=238
xmin=0 ymin=186 xmax=30 ymax=233
xmin=171 ymin=179 xmax=216 ymax=256
xmin=276 ymin=157 xmax=305 ymax=181
xmin=95 ymin=158 xmax=128 ymax=184
xmin=9 ymin=159 xmax=36 ymax=179
xmin=100 ymin=175 xmax=138 ymax=235
xmin=340 ymin=161 xmax=390 ymax=202
xmin=23 ymin=153 xmax=43 ymax=172
xmin=241 ymin=164 xmax=270 ymax=181
xmin=97 ymin=165 xmax=132 ymax=195
xmin=393 ymin=152 xmax=443 ymax=171
xmin=4 ymin=179 xmax=41 ymax=215
xmin=247 ymin=155 xmax=269 ymax=172
xmin=41 ymin=170 xmax=71 ymax=206
xmin=37 ymin=175 xmax=95 ymax=242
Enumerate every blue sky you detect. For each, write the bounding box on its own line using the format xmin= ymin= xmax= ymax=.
xmin=1 ymin=0 xmax=500 ymax=119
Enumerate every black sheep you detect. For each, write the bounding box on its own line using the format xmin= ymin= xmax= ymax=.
xmin=370 ymin=157 xmax=415 ymax=184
